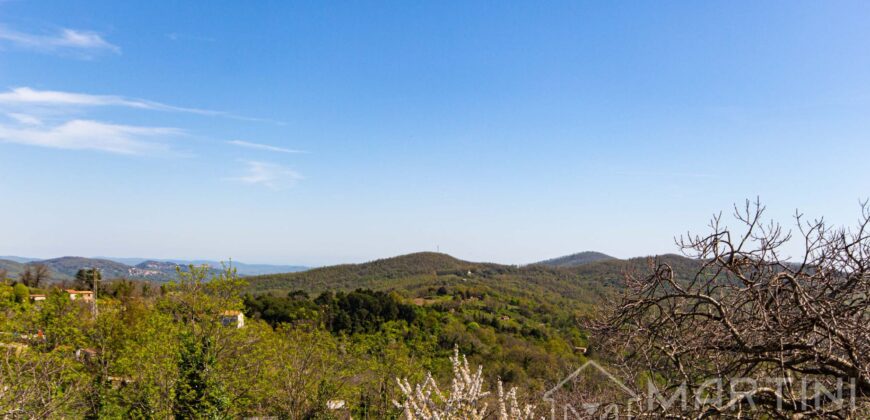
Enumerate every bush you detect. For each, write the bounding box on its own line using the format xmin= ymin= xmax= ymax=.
xmin=13 ymin=283 xmax=29 ymax=304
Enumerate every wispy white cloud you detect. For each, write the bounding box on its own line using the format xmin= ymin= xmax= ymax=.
xmin=226 ymin=140 xmax=305 ymax=154
xmin=0 ymin=119 xmax=180 ymax=154
xmin=0 ymin=87 xmax=217 ymax=116
xmin=5 ymin=112 xmax=41 ymax=125
xmin=0 ymin=25 xmax=119 ymax=56
xmin=231 ymin=161 xmax=303 ymax=190
xmin=0 ymin=87 xmax=279 ymax=123
xmin=0 ymin=88 xmax=284 ymax=156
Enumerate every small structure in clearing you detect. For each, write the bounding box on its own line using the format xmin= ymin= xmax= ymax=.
xmin=221 ymin=310 xmax=245 ymax=328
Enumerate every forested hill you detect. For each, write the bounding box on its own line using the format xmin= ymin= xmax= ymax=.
xmin=246 ymin=251 xmax=701 ymax=308
xmin=41 ymin=257 xmax=135 ymax=280
xmin=248 ymin=252 xmax=499 ymax=292
xmin=0 ymin=259 xmax=26 ymax=279
xmin=533 ymin=251 xmax=616 ymax=267
xmin=0 ymin=257 xmax=131 ymax=282
xmin=0 ymin=256 xmax=215 ymax=282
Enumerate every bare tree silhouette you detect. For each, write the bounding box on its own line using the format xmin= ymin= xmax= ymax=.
xmin=592 ymin=199 xmax=870 ymax=418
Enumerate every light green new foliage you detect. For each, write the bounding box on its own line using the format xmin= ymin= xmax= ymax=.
xmin=116 ymin=306 xmax=181 ymax=418
xmin=38 ymin=290 xmax=88 ymax=351
xmin=160 ymin=264 xmax=247 ymax=419
xmin=12 ymin=283 xmax=28 ymax=304
xmin=239 ymin=325 xmax=342 ymax=418
xmin=0 ymin=256 xmax=598 ymax=418
xmin=0 ymin=346 xmax=88 ymax=418
xmin=81 ymin=301 xmax=182 ymax=418
xmin=349 ymin=327 xmax=427 ymax=418
xmin=160 ymin=264 xmax=247 ymax=327
xmin=0 ymin=284 xmax=16 ymax=310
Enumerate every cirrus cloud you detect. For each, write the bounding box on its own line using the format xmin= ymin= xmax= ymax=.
xmin=0 ymin=25 xmax=119 ymax=57
xmin=0 ymin=119 xmax=181 ymax=155
xmin=0 ymin=87 xmax=286 ymax=157
xmin=0 ymin=87 xmax=279 ymax=123
xmin=226 ymin=140 xmax=305 ymax=154
xmin=0 ymin=86 xmax=221 ymax=116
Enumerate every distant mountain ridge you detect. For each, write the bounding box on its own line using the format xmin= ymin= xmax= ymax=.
xmin=0 ymin=259 xmax=28 ymax=279
xmin=0 ymin=256 xmax=38 ymax=264
xmin=0 ymin=256 xmax=191 ymax=282
xmin=100 ymin=257 xmax=308 ymax=275
xmin=0 ymin=255 xmax=308 ymax=283
xmin=44 ymin=257 xmax=137 ymax=279
xmin=534 ymin=251 xmax=617 ymax=267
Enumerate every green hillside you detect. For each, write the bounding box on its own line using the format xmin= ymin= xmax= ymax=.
xmin=534 ymin=250 xmax=617 ymax=267
xmin=0 ymin=258 xmax=76 ymax=282
xmin=250 ymin=252 xmax=494 ymax=293
xmin=0 ymin=251 xmax=704 ymax=417
xmin=40 ymin=256 xmax=132 ymax=279
xmin=0 ymin=259 xmax=26 ymax=280
xmin=241 ymin=251 xmax=701 ymax=399
xmin=247 ymin=251 xmax=700 ymax=309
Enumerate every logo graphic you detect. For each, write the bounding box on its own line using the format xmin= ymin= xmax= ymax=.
xmin=543 ymin=360 xmax=859 ymax=418
xmin=543 ymin=360 xmax=638 ymax=419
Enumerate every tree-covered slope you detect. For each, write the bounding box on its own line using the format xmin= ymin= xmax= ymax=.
xmin=246 ymin=251 xmax=701 ymax=310
xmin=0 ymin=259 xmax=26 ymax=280
xmin=533 ymin=251 xmax=617 ymax=267
xmin=249 ymin=252 xmax=496 ymax=293
xmin=40 ymin=257 xmax=133 ymax=279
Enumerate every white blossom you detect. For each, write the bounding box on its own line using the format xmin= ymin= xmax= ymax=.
xmin=394 ymin=348 xmax=539 ymax=420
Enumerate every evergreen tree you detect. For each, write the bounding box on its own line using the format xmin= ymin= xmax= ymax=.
xmin=74 ymin=268 xmax=102 ymax=291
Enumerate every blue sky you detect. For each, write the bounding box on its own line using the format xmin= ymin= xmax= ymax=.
xmin=1 ymin=1 xmax=868 ymax=266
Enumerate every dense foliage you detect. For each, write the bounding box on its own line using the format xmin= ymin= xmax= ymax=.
xmin=0 ymin=251 xmax=706 ymax=418
xmin=0 ymin=259 xmax=598 ymax=418
xmin=247 ymin=289 xmax=417 ymax=334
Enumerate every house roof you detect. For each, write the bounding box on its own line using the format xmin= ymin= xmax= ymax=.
xmin=221 ymin=310 xmax=242 ymax=316
xmin=65 ymin=289 xmax=93 ymax=294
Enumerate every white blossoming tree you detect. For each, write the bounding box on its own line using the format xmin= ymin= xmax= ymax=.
xmin=394 ymin=348 xmax=539 ymax=420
